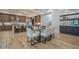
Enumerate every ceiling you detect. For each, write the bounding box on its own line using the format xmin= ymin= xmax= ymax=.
xmin=0 ymin=9 xmax=79 ymax=17
xmin=60 ymin=9 xmax=79 ymax=15
xmin=0 ymin=9 xmax=50 ymax=17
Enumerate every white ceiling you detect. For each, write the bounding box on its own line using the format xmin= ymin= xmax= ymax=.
xmin=0 ymin=9 xmax=50 ymax=17
xmin=60 ymin=9 xmax=79 ymax=15
xmin=0 ymin=9 xmax=79 ymax=17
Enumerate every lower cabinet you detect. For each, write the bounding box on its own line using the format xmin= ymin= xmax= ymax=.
xmin=14 ymin=26 xmax=26 ymax=33
xmin=60 ymin=26 xmax=79 ymax=35
xmin=0 ymin=26 xmax=2 ymax=31
xmin=0 ymin=25 xmax=12 ymax=31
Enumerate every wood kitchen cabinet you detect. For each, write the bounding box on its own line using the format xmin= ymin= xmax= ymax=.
xmin=31 ymin=15 xmax=41 ymax=26
xmin=35 ymin=15 xmax=40 ymax=23
xmin=0 ymin=13 xmax=14 ymax=31
xmin=18 ymin=16 xmax=26 ymax=22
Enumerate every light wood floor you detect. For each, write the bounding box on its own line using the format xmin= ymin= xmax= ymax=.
xmin=0 ymin=31 xmax=79 ymax=49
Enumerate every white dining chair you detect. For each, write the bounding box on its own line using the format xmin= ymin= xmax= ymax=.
xmin=26 ymin=27 xmax=39 ymax=45
xmin=41 ymin=26 xmax=55 ymax=44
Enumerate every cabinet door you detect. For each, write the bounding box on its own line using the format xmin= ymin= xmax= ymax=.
xmin=18 ymin=16 xmax=26 ymax=22
xmin=5 ymin=25 xmax=12 ymax=31
xmin=64 ymin=26 xmax=67 ymax=33
xmin=35 ymin=15 xmax=40 ymax=23
xmin=0 ymin=26 xmax=1 ymax=31
xmin=0 ymin=15 xmax=2 ymax=22
xmin=77 ymin=27 xmax=79 ymax=35
xmin=72 ymin=27 xmax=77 ymax=35
xmin=66 ymin=26 xmax=70 ymax=33
xmin=78 ymin=27 xmax=79 ymax=35
xmin=60 ymin=26 xmax=64 ymax=33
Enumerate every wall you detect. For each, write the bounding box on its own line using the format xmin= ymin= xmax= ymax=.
xmin=40 ymin=10 xmax=61 ymax=34
xmin=41 ymin=13 xmax=52 ymax=26
xmin=52 ymin=9 xmax=62 ymax=33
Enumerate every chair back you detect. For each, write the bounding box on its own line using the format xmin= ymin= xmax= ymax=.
xmin=33 ymin=26 xmax=39 ymax=31
xmin=46 ymin=26 xmax=54 ymax=37
xmin=26 ymin=27 xmax=33 ymax=38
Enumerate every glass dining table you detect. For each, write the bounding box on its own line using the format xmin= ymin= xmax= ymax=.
xmin=27 ymin=24 xmax=46 ymax=44
xmin=33 ymin=25 xmax=46 ymax=42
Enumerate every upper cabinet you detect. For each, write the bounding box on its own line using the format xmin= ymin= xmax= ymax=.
xmin=30 ymin=15 xmax=41 ymax=25
xmin=0 ymin=13 xmax=15 ymax=22
xmin=18 ymin=16 xmax=26 ymax=22
xmin=0 ymin=13 xmax=26 ymax=22
xmin=35 ymin=15 xmax=40 ymax=23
